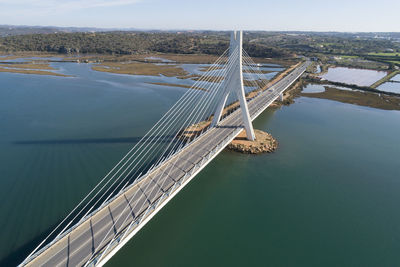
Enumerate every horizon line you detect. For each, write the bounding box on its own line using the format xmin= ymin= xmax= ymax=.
xmin=1 ymin=24 xmax=400 ymax=34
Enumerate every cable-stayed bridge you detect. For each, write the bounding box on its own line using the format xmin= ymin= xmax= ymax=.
xmin=21 ymin=31 xmax=310 ymax=267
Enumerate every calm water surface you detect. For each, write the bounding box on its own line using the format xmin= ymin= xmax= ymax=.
xmin=106 ymin=97 xmax=400 ymax=267
xmin=391 ymin=74 xmax=400 ymax=82
xmin=1 ymin=63 xmax=400 ymax=266
xmin=301 ymin=83 xmax=325 ymax=93
xmin=320 ymin=67 xmax=387 ymax=86
xmin=0 ymin=62 xmax=192 ymax=265
xmin=302 ymin=83 xmax=364 ymax=93
xmin=377 ymin=81 xmax=400 ymax=94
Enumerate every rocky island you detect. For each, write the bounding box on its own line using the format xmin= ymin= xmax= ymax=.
xmin=227 ymin=129 xmax=278 ymax=154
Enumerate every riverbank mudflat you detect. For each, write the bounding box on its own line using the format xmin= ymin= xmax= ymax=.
xmin=301 ymin=86 xmax=400 ymax=110
xmin=227 ymin=129 xmax=278 ymax=154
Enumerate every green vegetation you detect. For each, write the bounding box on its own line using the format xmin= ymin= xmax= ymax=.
xmin=92 ymin=61 xmax=188 ymax=77
xmin=0 ymin=61 xmax=70 ymax=76
xmin=1 ymin=30 xmax=399 ymax=97
xmin=0 ymin=62 xmax=54 ymax=70
xmin=301 ymin=86 xmax=400 ymax=111
xmin=323 ymin=55 xmax=389 ymax=70
xmin=0 ymin=32 xmax=291 ymax=58
xmin=368 ymin=52 xmax=400 ymax=57
xmin=0 ymin=67 xmax=69 ymax=76
xmin=364 ymin=53 xmax=400 ymax=69
xmin=2 ymin=30 xmax=398 ymax=70
xmin=244 ymin=32 xmax=399 ymax=56
xmin=2 ymin=31 xmax=398 ymax=71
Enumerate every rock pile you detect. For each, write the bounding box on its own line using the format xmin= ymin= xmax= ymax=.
xmin=227 ymin=129 xmax=278 ymax=154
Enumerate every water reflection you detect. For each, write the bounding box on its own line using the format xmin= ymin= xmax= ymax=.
xmin=320 ymin=67 xmax=387 ymax=86
xmin=390 ymin=74 xmax=400 ymax=82
xmin=378 ymin=81 xmax=400 ymax=94
xmin=302 ymin=84 xmax=325 ymax=93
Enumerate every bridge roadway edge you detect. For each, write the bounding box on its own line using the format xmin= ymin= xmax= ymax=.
xmin=96 ymin=123 xmax=241 ymax=266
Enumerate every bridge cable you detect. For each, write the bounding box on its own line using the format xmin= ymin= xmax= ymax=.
xmin=83 ymin=48 xmax=240 ymax=265
xmin=21 ymin=49 xmax=231 ymax=263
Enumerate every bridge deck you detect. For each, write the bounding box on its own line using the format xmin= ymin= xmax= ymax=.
xmin=25 ymin=61 xmax=309 ymax=267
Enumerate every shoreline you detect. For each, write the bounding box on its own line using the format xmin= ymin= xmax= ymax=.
xmin=301 ymin=86 xmax=400 ymax=111
xmin=2 ymin=52 xmax=398 ymax=112
xmin=277 ymin=78 xmax=400 ymax=111
xmin=0 ymin=51 xmax=296 ymax=77
xmin=0 ymin=61 xmax=71 ymax=77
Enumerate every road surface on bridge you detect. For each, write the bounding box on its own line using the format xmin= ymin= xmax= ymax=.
xmin=25 ymin=61 xmax=310 ymax=267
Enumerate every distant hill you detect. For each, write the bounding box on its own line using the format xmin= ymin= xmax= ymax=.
xmin=0 ymin=27 xmax=398 ymax=59
xmin=0 ymin=25 xmax=133 ymax=37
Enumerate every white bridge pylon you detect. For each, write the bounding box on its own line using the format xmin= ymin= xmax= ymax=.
xmin=211 ymin=30 xmax=256 ymax=141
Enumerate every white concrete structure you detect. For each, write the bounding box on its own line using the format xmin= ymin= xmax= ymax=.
xmin=211 ymin=30 xmax=255 ymax=141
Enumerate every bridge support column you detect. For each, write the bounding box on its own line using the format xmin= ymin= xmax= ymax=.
xmin=279 ymin=93 xmax=284 ymax=101
xmin=211 ymin=90 xmax=229 ymax=127
xmin=212 ymin=30 xmax=255 ymax=141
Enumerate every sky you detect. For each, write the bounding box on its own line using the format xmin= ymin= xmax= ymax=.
xmin=0 ymin=0 xmax=399 ymax=32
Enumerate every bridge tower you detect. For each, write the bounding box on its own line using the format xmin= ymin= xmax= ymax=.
xmin=211 ymin=30 xmax=256 ymax=141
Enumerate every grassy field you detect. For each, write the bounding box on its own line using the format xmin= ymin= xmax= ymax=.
xmin=368 ymin=52 xmax=400 ymax=56
xmin=0 ymin=67 xmax=69 ymax=76
xmin=340 ymin=55 xmax=359 ymax=59
xmin=71 ymin=53 xmax=299 ymax=66
xmin=0 ymin=51 xmax=64 ymax=61
xmin=0 ymin=60 xmax=69 ymax=76
xmin=364 ymin=52 xmax=400 ymax=68
xmin=0 ymin=63 xmax=54 ymax=70
xmin=92 ymin=62 xmax=189 ymax=77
